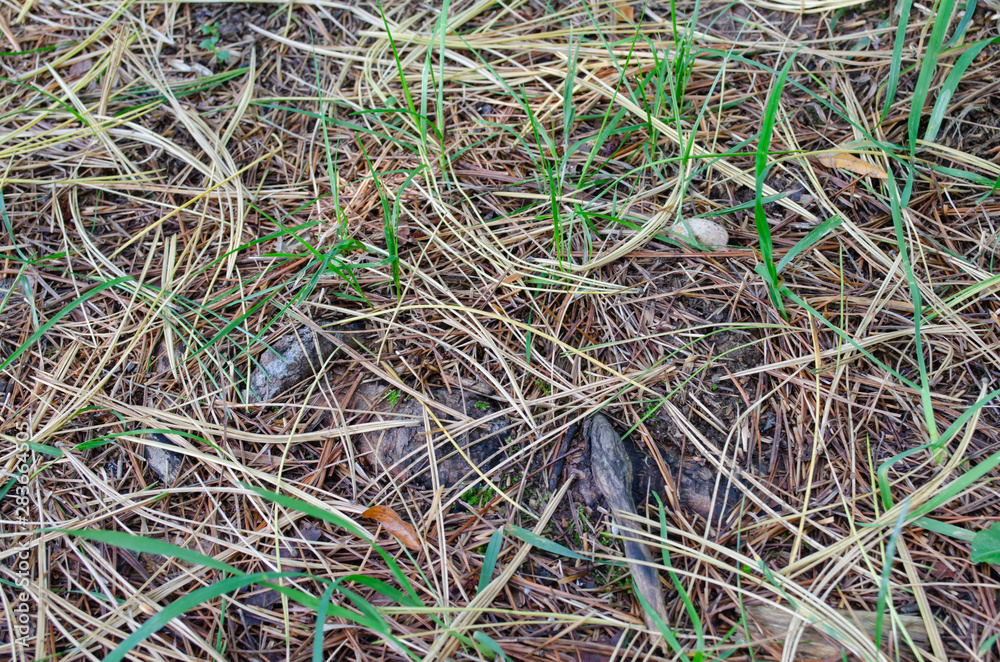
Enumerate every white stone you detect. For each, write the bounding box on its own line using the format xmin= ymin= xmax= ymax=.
xmin=670 ymin=218 xmax=729 ymax=249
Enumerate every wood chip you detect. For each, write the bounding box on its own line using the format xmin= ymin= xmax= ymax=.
xmin=816 ymin=152 xmax=888 ymax=179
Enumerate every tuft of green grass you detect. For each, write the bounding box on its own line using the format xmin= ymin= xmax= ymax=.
xmin=198 ymin=22 xmax=230 ymax=63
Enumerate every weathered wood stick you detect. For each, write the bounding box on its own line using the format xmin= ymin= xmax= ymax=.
xmin=586 ymin=414 xmax=670 ymax=632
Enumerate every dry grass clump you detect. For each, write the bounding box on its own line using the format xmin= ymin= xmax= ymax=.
xmin=2 ymin=0 xmax=999 ymax=660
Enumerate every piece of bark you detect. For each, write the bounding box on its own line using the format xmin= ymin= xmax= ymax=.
xmin=247 ymin=322 xmax=363 ymax=402
xmin=585 ymin=414 xmax=669 ymax=632
xmin=152 ymin=340 xmax=185 ymax=376
xmin=142 ymin=433 xmax=184 ymax=485
xmin=625 ymin=435 xmax=740 ymax=527
xmin=351 ymin=382 xmax=509 ymax=489
xmin=562 ymin=421 xmax=740 ymax=527
xmin=743 ymin=604 xmax=931 ymax=660
xmin=234 ymin=586 xmax=281 ymax=627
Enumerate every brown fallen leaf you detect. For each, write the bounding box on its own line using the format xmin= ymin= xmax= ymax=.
xmin=362 ymin=505 xmax=422 ymax=550
xmin=816 ymin=152 xmax=887 ymax=179
xmin=612 ymin=0 xmax=634 ymax=22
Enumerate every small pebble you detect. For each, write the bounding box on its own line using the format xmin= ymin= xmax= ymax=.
xmin=670 ymin=218 xmax=729 ymax=249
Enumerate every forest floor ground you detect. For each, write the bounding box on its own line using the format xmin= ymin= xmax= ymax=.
xmin=2 ymin=0 xmax=1000 ymax=660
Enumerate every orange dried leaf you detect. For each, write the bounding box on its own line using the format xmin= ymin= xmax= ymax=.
xmin=816 ymin=153 xmax=887 ymax=179
xmin=362 ymin=505 xmax=421 ymax=550
xmin=612 ymin=0 xmax=634 ymax=22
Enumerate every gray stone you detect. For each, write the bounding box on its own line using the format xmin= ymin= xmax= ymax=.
xmin=247 ymin=323 xmax=363 ymax=403
xmin=143 ymin=433 xmax=184 ymax=485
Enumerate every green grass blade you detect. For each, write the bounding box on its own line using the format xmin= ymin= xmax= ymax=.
xmin=23 ymin=440 xmax=63 ymax=457
xmin=0 ymin=188 xmax=29 ymax=261
xmin=62 ymin=530 xmax=343 ymax=620
xmin=520 ymin=90 xmax=563 ymax=262
xmin=980 ymin=631 xmax=1000 ymax=655
xmin=355 ymin=135 xmax=400 ymax=297
xmin=908 ymin=0 xmax=957 ymax=151
xmin=938 ymin=387 xmax=1000 ymax=445
xmin=64 ymin=528 xmax=243 ymax=573
xmin=252 ymin=102 xmax=420 ymax=155
xmin=342 ymin=574 xmax=421 ymax=609
xmin=754 ymin=51 xmax=797 ymax=317
xmin=245 ymin=485 xmax=422 ymax=604
xmin=696 ymin=194 xmax=785 ymax=219
xmin=913 ymin=447 xmax=1000 ymax=519
xmin=478 ymin=529 xmax=504 ymax=595
xmin=946 ymin=0 xmax=977 ymax=47
xmin=575 ymin=6 xmax=642 ymax=188
xmin=776 ymin=215 xmax=843 ymax=273
xmin=376 ymin=1 xmax=415 ymax=116
xmin=874 ymin=506 xmax=908 ymax=650
xmin=882 ymin=0 xmax=915 ymax=121
xmin=876 ymin=442 xmax=937 ymax=510
xmin=884 ymin=170 xmax=937 ymax=442
xmin=577 ymin=107 xmax=629 ymax=187
xmin=924 ymin=37 xmax=1000 ymax=142
xmin=388 ymin=165 xmax=427 ymax=292
xmin=473 ymin=631 xmax=512 ymax=661
xmin=506 ymin=526 xmax=591 ymax=561
xmin=330 ymin=583 xmax=393 ymax=634
xmin=74 ymin=428 xmax=205 ymax=452
xmin=914 ymin=516 xmax=975 ymax=541
xmin=103 ymin=571 xmax=299 ymax=662
xmin=435 ymin=0 xmax=450 ymax=144
xmin=351 ymin=108 xmax=441 ymax=139
xmin=244 ymin=485 xmax=368 ymax=539
xmin=654 ymin=493 xmax=704 ymax=655
xmin=191 ymin=290 xmax=280 ymax=361
xmin=780 ymin=287 xmax=920 ymax=390
xmin=562 ymin=35 xmax=579 ymax=150
xmin=313 ymin=582 xmax=337 ymax=662
xmin=633 ymin=578 xmax=686 ymax=657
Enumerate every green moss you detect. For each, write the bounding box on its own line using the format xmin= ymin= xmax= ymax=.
xmin=460 ymin=484 xmax=495 ymax=507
